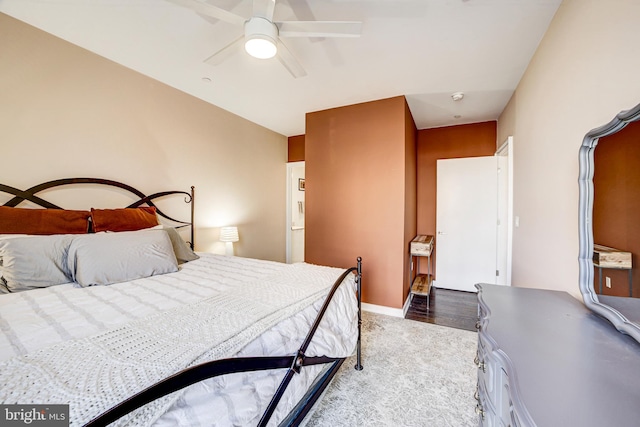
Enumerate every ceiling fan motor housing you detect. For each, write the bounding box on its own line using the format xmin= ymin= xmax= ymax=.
xmin=244 ymin=17 xmax=278 ymax=59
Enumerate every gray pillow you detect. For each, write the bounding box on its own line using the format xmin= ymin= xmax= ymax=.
xmin=68 ymin=230 xmax=179 ymax=287
xmin=160 ymin=227 xmax=199 ymax=264
xmin=0 ymin=235 xmax=74 ymax=293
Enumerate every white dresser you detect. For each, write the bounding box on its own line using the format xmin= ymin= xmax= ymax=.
xmin=475 ymin=284 xmax=640 ymax=426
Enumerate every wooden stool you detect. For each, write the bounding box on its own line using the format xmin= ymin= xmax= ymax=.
xmin=409 ymin=235 xmax=434 ymax=310
xmin=411 ymin=274 xmax=433 ymax=308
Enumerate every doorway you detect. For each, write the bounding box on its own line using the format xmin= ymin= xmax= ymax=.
xmin=286 ymin=161 xmax=305 ymax=263
xmin=435 ymin=156 xmax=498 ymax=292
xmin=496 ymin=136 xmax=513 ymax=286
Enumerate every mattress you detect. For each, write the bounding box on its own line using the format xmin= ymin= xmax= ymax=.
xmin=0 ymin=253 xmax=359 ymax=426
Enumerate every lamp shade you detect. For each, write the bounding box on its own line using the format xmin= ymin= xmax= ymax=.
xmin=220 ymin=226 xmax=239 ymax=243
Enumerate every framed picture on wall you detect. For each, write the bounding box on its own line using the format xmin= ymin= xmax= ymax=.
xmin=298 ymin=178 xmax=305 ymax=191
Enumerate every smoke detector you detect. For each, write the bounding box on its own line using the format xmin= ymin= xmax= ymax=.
xmin=451 ymin=92 xmax=464 ymax=101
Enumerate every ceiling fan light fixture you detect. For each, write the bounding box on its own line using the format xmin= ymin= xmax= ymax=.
xmin=244 ymin=17 xmax=278 ymax=59
xmin=245 ymin=36 xmax=277 ymax=59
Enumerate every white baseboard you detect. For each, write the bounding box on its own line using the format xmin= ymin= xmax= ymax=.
xmin=362 ymin=295 xmax=412 ymax=318
xmin=403 ymin=294 xmax=412 ymax=316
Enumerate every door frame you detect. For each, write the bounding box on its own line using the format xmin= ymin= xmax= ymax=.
xmin=286 ymin=161 xmax=304 ymax=263
xmin=496 ymin=136 xmax=514 ymax=285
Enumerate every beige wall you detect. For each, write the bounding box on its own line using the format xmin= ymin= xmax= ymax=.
xmin=497 ymin=0 xmax=640 ymax=298
xmin=0 ymin=14 xmax=287 ymax=261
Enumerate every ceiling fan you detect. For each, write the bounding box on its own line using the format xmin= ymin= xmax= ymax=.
xmin=167 ymin=0 xmax=362 ymax=78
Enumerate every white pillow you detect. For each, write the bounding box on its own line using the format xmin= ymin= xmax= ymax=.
xmin=0 ymin=234 xmax=29 ymax=240
xmin=0 ymin=235 xmax=74 ymax=293
xmin=141 ymin=226 xmax=198 ymax=264
xmin=159 ymin=226 xmax=199 ymax=264
xmin=68 ymin=230 xmax=178 ymax=287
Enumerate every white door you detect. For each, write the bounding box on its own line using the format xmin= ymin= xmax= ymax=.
xmin=286 ymin=162 xmax=305 ymax=263
xmin=435 ymin=156 xmax=498 ymax=292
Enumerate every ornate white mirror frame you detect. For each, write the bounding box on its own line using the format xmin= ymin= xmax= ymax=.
xmin=578 ymin=102 xmax=640 ymax=343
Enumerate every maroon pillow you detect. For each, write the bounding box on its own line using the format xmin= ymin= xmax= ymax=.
xmin=0 ymin=206 xmax=90 ymax=235
xmin=91 ymin=207 xmax=159 ymax=232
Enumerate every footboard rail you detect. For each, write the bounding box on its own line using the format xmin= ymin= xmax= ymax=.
xmin=85 ymin=257 xmax=363 ymax=427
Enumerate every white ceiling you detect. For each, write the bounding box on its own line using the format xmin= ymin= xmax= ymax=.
xmin=0 ymin=0 xmax=562 ymax=137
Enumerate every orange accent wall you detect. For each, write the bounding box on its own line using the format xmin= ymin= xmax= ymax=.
xmin=288 ymin=135 xmax=305 ymax=162
xmin=404 ymin=101 xmax=418 ymax=298
xmin=416 ymin=122 xmax=497 ymax=278
xmin=593 ymin=120 xmax=640 ymax=297
xmin=305 ymin=96 xmax=417 ymax=309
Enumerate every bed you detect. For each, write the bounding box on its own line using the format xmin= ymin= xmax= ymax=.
xmin=0 ymin=178 xmax=363 ymax=427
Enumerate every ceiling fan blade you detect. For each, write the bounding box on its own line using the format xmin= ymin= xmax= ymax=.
xmin=285 ymin=0 xmax=324 ymax=42
xmin=203 ymin=35 xmax=244 ymax=66
xmin=252 ymin=0 xmax=276 ymax=21
xmin=276 ymin=40 xmax=307 ymax=78
xmin=195 ymin=0 xmax=243 ymax=25
xmin=165 ymin=0 xmax=246 ymax=26
xmin=277 ymin=21 xmax=362 ymax=38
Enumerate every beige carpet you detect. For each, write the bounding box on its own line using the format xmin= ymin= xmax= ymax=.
xmin=303 ymin=311 xmax=478 ymax=426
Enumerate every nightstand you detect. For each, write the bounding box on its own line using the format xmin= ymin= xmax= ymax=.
xmin=409 ymin=235 xmax=434 ymax=308
xmin=593 ymin=244 xmax=633 ymax=296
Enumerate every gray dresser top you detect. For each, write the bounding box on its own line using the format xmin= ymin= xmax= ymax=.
xmin=477 ymin=284 xmax=640 ymax=427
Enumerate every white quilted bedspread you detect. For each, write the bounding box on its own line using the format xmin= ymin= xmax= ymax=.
xmin=0 ymin=254 xmax=359 ymax=426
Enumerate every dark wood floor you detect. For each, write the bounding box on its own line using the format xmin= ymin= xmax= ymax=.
xmin=405 ymin=287 xmax=478 ymax=332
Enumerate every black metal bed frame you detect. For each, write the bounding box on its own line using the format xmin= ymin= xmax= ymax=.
xmin=0 ymin=178 xmax=195 ymax=248
xmin=0 ymin=178 xmax=363 ymax=426
xmin=86 ymin=259 xmax=362 ymax=427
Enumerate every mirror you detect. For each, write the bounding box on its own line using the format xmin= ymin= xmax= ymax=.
xmin=579 ymin=102 xmax=640 ymax=342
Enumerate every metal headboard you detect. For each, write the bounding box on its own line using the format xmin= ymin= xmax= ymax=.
xmin=0 ymin=178 xmax=195 ymax=248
